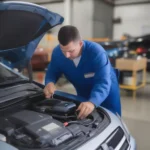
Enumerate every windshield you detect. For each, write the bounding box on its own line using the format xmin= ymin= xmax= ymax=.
xmin=0 ymin=64 xmax=18 ymax=82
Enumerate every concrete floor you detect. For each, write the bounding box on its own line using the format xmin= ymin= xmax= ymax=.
xmin=121 ymin=85 xmax=150 ymax=150
xmin=33 ymin=72 xmax=150 ymax=150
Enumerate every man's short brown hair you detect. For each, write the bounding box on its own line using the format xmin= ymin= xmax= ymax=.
xmin=58 ymin=25 xmax=81 ymax=46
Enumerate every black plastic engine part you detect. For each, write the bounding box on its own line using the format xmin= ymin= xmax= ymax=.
xmin=9 ymin=110 xmax=53 ymax=126
xmin=33 ymin=99 xmax=76 ymax=115
xmin=34 ymin=100 xmax=102 ymax=127
xmin=6 ymin=110 xmax=84 ymax=148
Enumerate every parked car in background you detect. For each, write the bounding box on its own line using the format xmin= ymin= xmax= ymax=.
xmin=128 ymin=34 xmax=150 ymax=70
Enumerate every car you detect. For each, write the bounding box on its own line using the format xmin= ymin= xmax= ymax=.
xmin=0 ymin=1 xmax=136 ymax=150
xmin=128 ymin=34 xmax=150 ymax=70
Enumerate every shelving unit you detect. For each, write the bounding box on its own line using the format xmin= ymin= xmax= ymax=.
xmin=116 ymin=58 xmax=147 ymax=100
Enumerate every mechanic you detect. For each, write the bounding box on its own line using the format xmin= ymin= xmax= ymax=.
xmin=44 ymin=25 xmax=121 ymax=119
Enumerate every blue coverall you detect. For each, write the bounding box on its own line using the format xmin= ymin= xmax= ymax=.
xmin=45 ymin=40 xmax=121 ymax=116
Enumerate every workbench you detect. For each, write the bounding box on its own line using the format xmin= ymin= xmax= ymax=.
xmin=116 ymin=58 xmax=147 ymax=100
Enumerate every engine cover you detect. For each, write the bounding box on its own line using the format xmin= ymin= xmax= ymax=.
xmin=8 ymin=110 xmax=73 ymax=147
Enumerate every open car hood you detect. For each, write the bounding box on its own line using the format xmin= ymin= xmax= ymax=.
xmin=0 ymin=1 xmax=64 ymax=70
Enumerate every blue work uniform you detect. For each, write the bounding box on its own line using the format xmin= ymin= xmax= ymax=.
xmin=45 ymin=40 xmax=121 ymax=116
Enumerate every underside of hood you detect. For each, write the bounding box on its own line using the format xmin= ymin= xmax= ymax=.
xmin=0 ymin=1 xmax=64 ymax=70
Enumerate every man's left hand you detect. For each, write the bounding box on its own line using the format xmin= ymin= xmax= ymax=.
xmin=77 ymin=102 xmax=95 ymax=119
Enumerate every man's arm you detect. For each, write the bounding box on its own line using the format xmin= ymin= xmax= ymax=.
xmin=89 ymin=52 xmax=111 ymax=107
xmin=45 ymin=50 xmax=62 ymax=85
xmin=77 ymin=51 xmax=111 ymax=119
xmin=44 ymin=49 xmax=62 ymax=98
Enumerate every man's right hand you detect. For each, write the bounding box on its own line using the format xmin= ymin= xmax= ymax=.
xmin=44 ymin=82 xmax=56 ymax=99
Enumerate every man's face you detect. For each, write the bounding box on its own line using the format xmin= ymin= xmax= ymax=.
xmin=60 ymin=40 xmax=83 ymax=60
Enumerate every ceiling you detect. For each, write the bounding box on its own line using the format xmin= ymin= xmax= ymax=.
xmin=1 ymin=0 xmax=63 ymax=4
xmin=2 ymin=0 xmax=150 ymax=6
xmin=115 ymin=0 xmax=150 ymax=5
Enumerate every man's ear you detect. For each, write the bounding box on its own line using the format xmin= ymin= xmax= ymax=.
xmin=79 ymin=40 xmax=83 ymax=47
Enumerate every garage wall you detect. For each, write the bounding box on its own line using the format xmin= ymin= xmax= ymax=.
xmin=113 ymin=4 xmax=150 ymax=40
xmin=41 ymin=0 xmax=93 ymax=39
xmin=41 ymin=2 xmax=65 ymax=35
xmin=72 ymin=0 xmax=93 ymax=39
xmin=93 ymin=0 xmax=113 ymax=38
xmin=39 ymin=0 xmax=93 ymax=48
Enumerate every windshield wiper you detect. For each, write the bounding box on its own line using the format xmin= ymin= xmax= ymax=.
xmin=0 ymin=76 xmax=18 ymax=81
xmin=0 ymin=78 xmax=28 ymax=86
xmin=0 ymin=88 xmax=42 ymax=98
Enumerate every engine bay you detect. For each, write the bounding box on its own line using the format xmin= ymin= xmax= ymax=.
xmin=0 ymin=83 xmax=110 ymax=150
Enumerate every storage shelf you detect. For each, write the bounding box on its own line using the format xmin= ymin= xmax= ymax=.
xmin=116 ymin=58 xmax=147 ymax=100
xmin=116 ymin=58 xmax=147 ymax=71
xmin=120 ymin=83 xmax=145 ymax=90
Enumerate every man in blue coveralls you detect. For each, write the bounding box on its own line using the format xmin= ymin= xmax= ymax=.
xmin=44 ymin=25 xmax=121 ymax=119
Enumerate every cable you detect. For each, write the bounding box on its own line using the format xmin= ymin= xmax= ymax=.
xmin=49 ymin=113 xmax=77 ymax=120
xmin=66 ymin=116 xmax=96 ymax=126
xmin=66 ymin=111 xmax=100 ymax=126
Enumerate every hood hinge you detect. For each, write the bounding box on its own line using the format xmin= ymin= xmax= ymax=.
xmin=27 ymin=61 xmax=33 ymax=82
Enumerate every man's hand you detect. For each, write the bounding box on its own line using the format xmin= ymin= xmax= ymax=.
xmin=77 ymin=102 xmax=95 ymax=119
xmin=44 ymin=82 xmax=56 ymax=98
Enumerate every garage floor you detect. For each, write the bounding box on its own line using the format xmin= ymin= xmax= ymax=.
xmin=33 ymin=71 xmax=150 ymax=150
xmin=122 ymin=86 xmax=150 ymax=150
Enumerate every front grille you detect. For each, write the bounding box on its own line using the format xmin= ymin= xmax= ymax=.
xmin=96 ymin=127 xmax=129 ymax=150
xmin=120 ymin=140 xmax=129 ymax=150
xmin=107 ymin=127 xmax=124 ymax=148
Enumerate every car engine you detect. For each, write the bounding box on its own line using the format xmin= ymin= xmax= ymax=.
xmin=0 ymin=97 xmax=106 ymax=150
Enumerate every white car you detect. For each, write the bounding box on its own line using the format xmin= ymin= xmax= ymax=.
xmin=0 ymin=1 xmax=136 ymax=150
